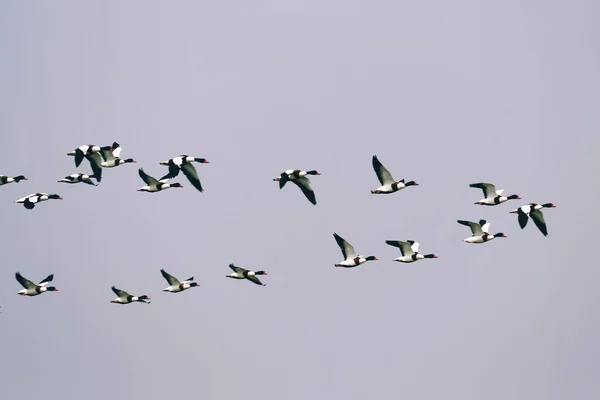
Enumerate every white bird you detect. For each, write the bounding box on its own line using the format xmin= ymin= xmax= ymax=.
xmin=273 ymin=169 xmax=321 ymax=205
xmin=137 ymin=168 xmax=183 ymax=192
xmin=99 ymin=142 xmax=137 ymax=168
xmin=510 ymin=202 xmax=556 ymax=236
xmin=58 ymin=173 xmax=97 ymax=186
xmin=226 ymin=264 xmax=268 ymax=286
xmin=160 ymin=269 xmax=199 ymax=293
xmin=15 ymin=272 xmax=58 ymax=296
xmin=110 ymin=286 xmax=151 ymax=304
xmin=0 ymin=175 xmax=27 ymax=186
xmin=333 ymin=232 xmax=378 ymax=267
xmin=15 ymin=193 xmax=62 ymax=209
xmin=371 ymin=155 xmax=418 ymax=194
xmin=469 ymin=182 xmax=520 ymax=205
xmin=385 ymin=240 xmax=438 ymax=263
xmin=457 ymin=219 xmax=507 ymax=243
xmin=159 ymin=155 xmax=209 ymax=193
xmin=67 ymin=144 xmax=106 ymax=182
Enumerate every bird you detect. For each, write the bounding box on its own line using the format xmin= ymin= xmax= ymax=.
xmin=371 ymin=155 xmax=418 ymax=194
xmin=385 ymin=240 xmax=438 ymax=263
xmin=137 ymin=168 xmax=183 ymax=192
xmin=159 ymin=156 xmax=209 ymax=193
xmin=58 ymin=173 xmax=98 ymax=186
xmin=15 ymin=193 xmax=62 ymax=209
xmin=457 ymin=219 xmax=507 ymax=243
xmin=15 ymin=272 xmax=58 ymax=296
xmin=0 ymin=175 xmax=27 ymax=186
xmin=160 ymin=269 xmax=199 ymax=293
xmin=469 ymin=182 xmax=520 ymax=205
xmin=99 ymin=142 xmax=137 ymax=168
xmin=226 ymin=264 xmax=268 ymax=286
xmin=509 ymin=202 xmax=556 ymax=236
xmin=333 ymin=232 xmax=378 ymax=267
xmin=110 ymin=286 xmax=151 ymax=304
xmin=67 ymin=144 xmax=106 ymax=182
xmin=273 ymin=169 xmax=321 ymax=205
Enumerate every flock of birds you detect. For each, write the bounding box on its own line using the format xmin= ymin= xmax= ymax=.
xmin=3 ymin=142 xmax=556 ymax=304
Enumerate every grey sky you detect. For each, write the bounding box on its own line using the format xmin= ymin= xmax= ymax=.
xmin=1 ymin=1 xmax=598 ymax=399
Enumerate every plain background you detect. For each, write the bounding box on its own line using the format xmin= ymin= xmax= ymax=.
xmin=1 ymin=1 xmax=598 ymax=399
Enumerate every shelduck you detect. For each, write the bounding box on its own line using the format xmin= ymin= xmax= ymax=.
xmin=385 ymin=240 xmax=438 ymax=263
xmin=226 ymin=264 xmax=268 ymax=286
xmin=110 ymin=286 xmax=151 ymax=304
xmin=333 ymin=232 xmax=378 ymax=267
xmin=99 ymin=142 xmax=137 ymax=168
xmin=160 ymin=156 xmax=209 ymax=193
xmin=371 ymin=155 xmax=418 ymax=194
xmin=273 ymin=169 xmax=320 ymax=205
xmin=160 ymin=269 xmax=199 ymax=293
xmin=58 ymin=173 xmax=97 ymax=186
xmin=67 ymin=144 xmax=106 ymax=182
xmin=510 ymin=202 xmax=556 ymax=236
xmin=0 ymin=175 xmax=27 ymax=186
xmin=15 ymin=193 xmax=62 ymax=209
xmin=15 ymin=272 xmax=58 ymax=296
xmin=457 ymin=219 xmax=506 ymax=243
xmin=137 ymin=168 xmax=183 ymax=192
xmin=469 ymin=182 xmax=520 ymax=205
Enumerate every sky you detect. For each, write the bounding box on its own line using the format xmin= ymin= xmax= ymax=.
xmin=0 ymin=1 xmax=598 ymax=399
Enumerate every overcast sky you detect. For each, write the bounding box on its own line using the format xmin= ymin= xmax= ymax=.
xmin=1 ymin=1 xmax=598 ymax=399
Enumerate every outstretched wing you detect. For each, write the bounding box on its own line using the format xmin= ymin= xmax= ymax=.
xmin=15 ymin=272 xmax=36 ymax=289
xmin=111 ymin=286 xmax=129 ymax=298
xmin=100 ymin=147 xmax=115 ymax=162
xmin=478 ymin=219 xmax=491 ymax=233
xmin=469 ymin=182 xmax=496 ymax=199
xmin=138 ymin=169 xmax=158 ymax=186
xmin=292 ymin=177 xmax=316 ymax=205
xmin=246 ymin=274 xmax=265 ymax=286
xmin=517 ymin=209 xmax=529 ymax=229
xmin=407 ymin=240 xmax=420 ymax=253
xmin=38 ymin=274 xmax=54 ymax=286
xmin=229 ymin=264 xmax=245 ymax=274
xmin=530 ymin=209 xmax=548 ymax=236
xmin=160 ymin=269 xmax=180 ymax=286
xmin=181 ymin=163 xmax=203 ymax=192
xmin=457 ymin=220 xmax=483 ymax=236
xmin=372 ymin=155 xmax=395 ymax=185
xmin=385 ymin=240 xmax=413 ymax=256
xmin=333 ymin=233 xmax=356 ymax=260
xmin=161 ymin=161 xmax=181 ymax=180
xmin=87 ymin=152 xmax=103 ymax=182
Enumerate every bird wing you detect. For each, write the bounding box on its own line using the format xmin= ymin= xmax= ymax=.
xmin=478 ymin=219 xmax=490 ymax=233
xmin=181 ymin=163 xmax=203 ymax=192
xmin=111 ymin=143 xmax=122 ymax=158
xmin=292 ymin=176 xmax=316 ymax=205
xmin=385 ymin=240 xmax=413 ymax=256
xmin=517 ymin=209 xmax=529 ymax=229
xmin=372 ymin=155 xmax=395 ymax=185
xmin=100 ymin=147 xmax=115 ymax=162
xmin=457 ymin=220 xmax=483 ymax=236
xmin=111 ymin=286 xmax=129 ymax=298
xmin=87 ymin=153 xmax=103 ymax=182
xmin=160 ymin=161 xmax=181 ymax=180
xmin=407 ymin=240 xmax=420 ymax=253
xmin=15 ymin=272 xmax=36 ymax=289
xmin=333 ymin=233 xmax=356 ymax=260
xmin=74 ymin=148 xmax=85 ymax=167
xmin=38 ymin=274 xmax=54 ymax=286
xmin=229 ymin=264 xmax=245 ymax=274
xmin=529 ymin=209 xmax=548 ymax=236
xmin=246 ymin=274 xmax=265 ymax=286
xmin=469 ymin=182 xmax=496 ymax=199
xmin=160 ymin=269 xmax=180 ymax=286
xmin=138 ymin=169 xmax=158 ymax=186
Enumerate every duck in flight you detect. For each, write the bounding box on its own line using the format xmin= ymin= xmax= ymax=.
xmin=510 ymin=202 xmax=556 ymax=236
xmin=159 ymin=156 xmax=209 ymax=193
xmin=273 ymin=169 xmax=321 ymax=205
xmin=99 ymin=142 xmax=137 ymax=168
xmin=385 ymin=240 xmax=438 ymax=263
xmin=67 ymin=144 xmax=107 ymax=183
xmin=137 ymin=168 xmax=183 ymax=192
xmin=58 ymin=173 xmax=98 ymax=186
xmin=469 ymin=182 xmax=520 ymax=206
xmin=333 ymin=232 xmax=378 ymax=267
xmin=110 ymin=286 xmax=151 ymax=304
xmin=457 ymin=219 xmax=506 ymax=243
xmin=226 ymin=264 xmax=268 ymax=286
xmin=15 ymin=272 xmax=58 ymax=296
xmin=160 ymin=269 xmax=200 ymax=293
xmin=15 ymin=193 xmax=62 ymax=209
xmin=0 ymin=175 xmax=27 ymax=186
xmin=371 ymin=155 xmax=418 ymax=194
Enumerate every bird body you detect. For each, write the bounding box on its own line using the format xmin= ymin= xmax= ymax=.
xmin=273 ymin=169 xmax=320 ymax=205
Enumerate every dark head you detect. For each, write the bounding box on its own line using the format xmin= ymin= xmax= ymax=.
xmin=405 ymin=181 xmax=418 ymax=186
xmin=307 ymin=170 xmax=321 ymax=176
xmin=195 ymin=158 xmax=209 ymax=163
xmin=255 ymin=271 xmax=268 ymax=275
xmin=189 ymin=282 xmax=199 ymax=287
xmin=124 ymin=158 xmax=137 ymax=164
xmin=47 ymin=286 xmax=59 ymax=292
xmin=366 ymin=256 xmax=378 ymax=261
xmin=542 ymin=203 xmax=556 ymax=208
xmin=494 ymin=233 xmax=507 ymax=238
xmin=424 ymin=254 xmax=438 ymax=259
xmin=507 ymin=194 xmax=521 ymax=200
xmin=49 ymin=194 xmax=63 ymax=200
xmin=13 ymin=175 xmax=27 ymax=182
xmin=170 ymin=183 xmax=184 ymax=188
xmin=138 ymin=295 xmax=150 ymax=300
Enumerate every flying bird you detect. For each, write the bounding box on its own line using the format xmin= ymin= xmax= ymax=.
xmin=15 ymin=193 xmax=62 ymax=209
xmin=469 ymin=182 xmax=520 ymax=205
xmin=333 ymin=232 xmax=378 ymax=267
xmin=110 ymin=286 xmax=151 ymax=304
xmin=273 ymin=169 xmax=321 ymax=205
xmin=99 ymin=142 xmax=137 ymax=168
xmin=67 ymin=144 xmax=106 ymax=182
xmin=160 ymin=269 xmax=199 ymax=293
xmin=457 ymin=219 xmax=506 ymax=243
xmin=58 ymin=173 xmax=98 ymax=186
xmin=510 ymin=202 xmax=556 ymax=236
xmin=371 ymin=155 xmax=418 ymax=194
xmin=159 ymin=155 xmax=209 ymax=192
xmin=137 ymin=168 xmax=183 ymax=192
xmin=15 ymin=272 xmax=58 ymax=296
xmin=226 ymin=264 xmax=268 ymax=286
xmin=385 ymin=240 xmax=438 ymax=263
xmin=0 ymin=175 xmax=27 ymax=186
